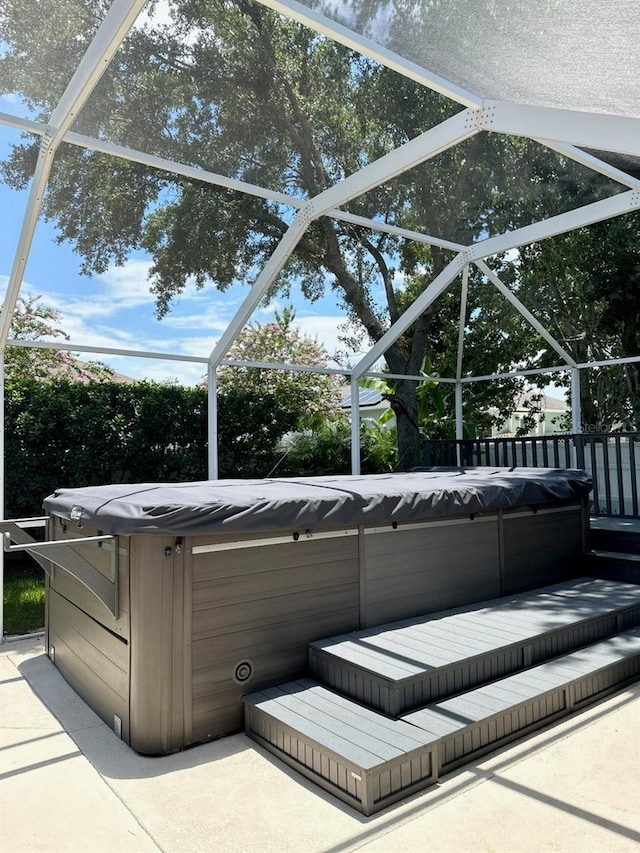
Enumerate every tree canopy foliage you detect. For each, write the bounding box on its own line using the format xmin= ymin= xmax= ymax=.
xmin=1 ymin=0 xmax=636 ymax=460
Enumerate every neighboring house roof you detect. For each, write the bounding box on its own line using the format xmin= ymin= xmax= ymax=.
xmin=513 ymin=391 xmax=567 ymax=413
xmin=340 ymin=388 xmax=388 ymax=409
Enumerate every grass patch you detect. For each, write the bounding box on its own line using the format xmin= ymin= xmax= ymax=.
xmin=3 ymin=566 xmax=45 ymax=636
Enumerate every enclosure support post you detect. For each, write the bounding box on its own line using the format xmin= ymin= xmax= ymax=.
xmin=571 ymin=368 xmax=582 ymax=468
xmin=455 ymin=383 xmax=464 ymax=465
xmin=208 ymin=366 xmax=218 ymax=480
xmin=350 ymin=375 xmax=361 ymax=476
xmin=455 ymin=265 xmax=468 ymax=463
xmin=0 ymin=351 xmax=4 ymax=641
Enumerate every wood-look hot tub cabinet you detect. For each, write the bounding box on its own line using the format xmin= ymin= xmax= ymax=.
xmin=38 ymin=468 xmax=591 ymax=755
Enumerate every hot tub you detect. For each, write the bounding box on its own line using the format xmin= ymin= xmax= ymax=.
xmin=37 ymin=468 xmax=590 ymax=754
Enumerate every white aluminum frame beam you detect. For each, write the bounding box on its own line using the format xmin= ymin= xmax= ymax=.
xmin=487 ymin=101 xmax=640 ymax=159
xmin=474 ymin=260 xmax=577 ymax=368
xmin=350 ymin=375 xmax=361 ymax=475
xmin=63 ymin=130 xmax=466 ymax=251
xmin=256 ymin=6 xmax=640 ymax=161
xmin=535 ymin=139 xmax=640 ymax=192
xmin=461 ymin=365 xmax=571 ymax=384
xmin=0 ymin=0 xmax=147 ymax=348
xmin=332 ymin=211 xmax=465 ymax=252
xmin=6 ymin=338 xmax=209 ymax=365
xmin=579 ymin=355 xmax=640 ymax=370
xmin=9 ymin=339 xmax=463 ymax=383
xmin=208 ymin=366 xmax=218 ymax=479
xmin=221 ymin=359 xmax=348 ymax=376
xmin=456 ymin=265 xmax=469 ymax=381
xmin=306 ymin=109 xmax=480 ymax=220
xmin=0 ymin=114 xmax=466 ymax=254
xmin=454 ymin=383 xmax=463 ymax=451
xmin=570 ymin=367 xmax=582 ymax=467
xmin=367 ymin=370 xmax=456 ymax=383
xmin=571 ymin=368 xmax=582 ymax=436
xmin=455 ymin=265 xmax=469 ymax=442
xmin=208 ymin=215 xmax=310 ymax=368
xmin=468 ymin=190 xmax=640 ymax=261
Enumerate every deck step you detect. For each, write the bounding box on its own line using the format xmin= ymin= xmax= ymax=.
xmin=308 ymin=578 xmax=640 ymax=715
xmin=245 ymin=628 xmax=640 ymax=815
xmin=244 ymin=679 xmax=438 ymax=816
xmin=403 ymin=628 xmax=640 ymax=773
xmin=590 ymin=518 xmax=640 ymax=555
xmin=587 ymin=552 xmax=640 ymax=585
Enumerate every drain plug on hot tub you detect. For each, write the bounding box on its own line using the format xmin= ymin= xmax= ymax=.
xmin=233 ymin=659 xmax=254 ymax=684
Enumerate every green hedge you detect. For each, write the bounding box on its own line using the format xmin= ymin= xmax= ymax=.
xmin=4 ymin=378 xmax=301 ymax=517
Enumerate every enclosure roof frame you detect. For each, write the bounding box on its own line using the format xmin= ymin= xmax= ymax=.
xmin=0 ymin=0 xmax=639 ymax=456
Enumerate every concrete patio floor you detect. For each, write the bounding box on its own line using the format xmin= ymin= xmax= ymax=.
xmin=1 ymin=635 xmax=639 ymax=853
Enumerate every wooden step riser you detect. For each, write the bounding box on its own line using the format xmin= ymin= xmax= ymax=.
xmin=589 ymin=528 xmax=640 ymax=555
xmin=309 ymin=604 xmax=640 ymax=716
xmin=433 ymin=654 xmax=640 ymax=776
xmin=587 ymin=555 xmax=640 ymax=585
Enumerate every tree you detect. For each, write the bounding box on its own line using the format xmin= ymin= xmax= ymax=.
xmin=506 ymin=212 xmax=640 ymax=431
xmin=0 ymin=0 xmax=618 ymax=464
xmin=4 ymin=294 xmax=111 ymax=381
xmin=216 ymin=307 xmax=342 ymax=430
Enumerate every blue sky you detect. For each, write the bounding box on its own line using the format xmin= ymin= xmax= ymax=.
xmin=0 ymin=121 xmax=364 ymax=386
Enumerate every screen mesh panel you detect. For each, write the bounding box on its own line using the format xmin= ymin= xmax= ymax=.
xmin=296 ymin=0 xmax=640 ymax=120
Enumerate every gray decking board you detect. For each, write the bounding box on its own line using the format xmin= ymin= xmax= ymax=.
xmin=261 ymin=680 xmax=429 ymax=752
xmin=352 ymin=633 xmax=491 ymax=668
xmin=245 ymin=628 xmax=640 ymax=815
xmin=309 ymin=578 xmax=640 ymax=714
xmin=315 ymin=578 xmax=640 ymax=663
xmin=315 ymin=643 xmax=423 ymax=679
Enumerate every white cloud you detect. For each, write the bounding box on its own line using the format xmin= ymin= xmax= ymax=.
xmin=7 ymin=259 xmax=156 ymax=323
xmin=294 ymin=314 xmax=369 ymax=365
xmin=175 ymin=335 xmax=218 ymax=359
xmin=161 ymin=306 xmax=237 ymax=333
xmin=96 ymin=259 xmax=157 ymax=308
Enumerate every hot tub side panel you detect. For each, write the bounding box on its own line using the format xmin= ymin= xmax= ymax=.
xmin=45 ymin=519 xmax=130 ymax=742
xmin=128 ymin=534 xmax=190 ymax=755
xmin=362 ymin=516 xmax=502 ymax=627
xmin=189 ymin=531 xmax=360 ymax=743
xmin=501 ymin=504 xmax=586 ymax=594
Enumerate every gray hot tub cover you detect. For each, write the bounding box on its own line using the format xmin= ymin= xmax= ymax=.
xmin=43 ymin=468 xmax=592 ymax=537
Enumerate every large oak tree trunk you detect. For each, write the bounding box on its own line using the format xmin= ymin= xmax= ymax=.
xmin=390 ymin=378 xmax=423 ymax=470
